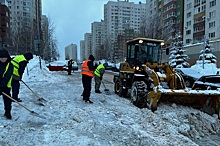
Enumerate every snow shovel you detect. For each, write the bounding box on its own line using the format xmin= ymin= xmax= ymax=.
xmin=21 ymin=80 xmax=47 ymax=104
xmin=102 ymin=81 xmax=110 ymax=92
xmin=2 ymin=92 xmax=46 ymax=119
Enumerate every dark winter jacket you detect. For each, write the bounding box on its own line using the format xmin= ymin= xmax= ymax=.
xmin=0 ymin=55 xmax=13 ymax=89
xmin=88 ymin=55 xmax=96 ymax=71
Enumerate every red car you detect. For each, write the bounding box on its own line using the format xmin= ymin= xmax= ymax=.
xmin=47 ymin=61 xmax=66 ymax=71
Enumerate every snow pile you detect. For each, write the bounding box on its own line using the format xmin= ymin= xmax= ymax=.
xmin=0 ymin=56 xmax=220 ymax=145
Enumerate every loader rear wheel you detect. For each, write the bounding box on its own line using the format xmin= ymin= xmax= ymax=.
xmin=130 ymin=81 xmax=148 ymax=108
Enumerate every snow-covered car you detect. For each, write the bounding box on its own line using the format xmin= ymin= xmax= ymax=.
xmin=192 ymin=75 xmax=220 ymax=90
xmin=174 ymin=68 xmax=203 ymax=88
xmin=112 ymin=62 xmax=120 ymax=72
xmin=106 ymin=61 xmax=115 ymax=70
xmin=47 ymin=61 xmax=67 ymax=71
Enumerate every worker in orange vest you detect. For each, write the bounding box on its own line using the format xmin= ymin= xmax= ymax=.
xmin=81 ymin=55 xmax=95 ymax=103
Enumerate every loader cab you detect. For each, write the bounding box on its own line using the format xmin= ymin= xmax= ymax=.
xmin=126 ymin=38 xmax=164 ymax=67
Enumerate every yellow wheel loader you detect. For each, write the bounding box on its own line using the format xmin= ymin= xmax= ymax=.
xmin=113 ymin=38 xmax=220 ymax=118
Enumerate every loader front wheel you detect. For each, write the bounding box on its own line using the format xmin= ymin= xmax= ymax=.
xmin=130 ymin=81 xmax=148 ymax=108
xmin=114 ymin=79 xmax=121 ymax=94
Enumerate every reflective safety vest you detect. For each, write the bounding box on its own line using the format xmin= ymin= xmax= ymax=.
xmin=94 ymin=64 xmax=104 ymax=77
xmin=11 ymin=55 xmax=27 ymax=78
xmin=2 ymin=62 xmax=12 ymax=88
xmin=81 ymin=60 xmax=94 ymax=77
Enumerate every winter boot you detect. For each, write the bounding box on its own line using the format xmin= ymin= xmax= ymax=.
xmin=95 ymin=90 xmax=102 ymax=93
xmin=85 ymin=100 xmax=93 ymax=103
xmin=13 ymin=98 xmax=22 ymax=102
xmin=4 ymin=112 xmax=12 ymax=119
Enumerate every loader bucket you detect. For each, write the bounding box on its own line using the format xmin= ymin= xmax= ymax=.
xmin=147 ymin=87 xmax=220 ymax=118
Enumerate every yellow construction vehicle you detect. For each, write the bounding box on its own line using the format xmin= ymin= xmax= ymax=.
xmin=113 ymin=38 xmax=220 ymax=117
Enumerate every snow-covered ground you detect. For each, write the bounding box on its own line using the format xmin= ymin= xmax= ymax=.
xmin=0 ymin=56 xmax=220 ymax=146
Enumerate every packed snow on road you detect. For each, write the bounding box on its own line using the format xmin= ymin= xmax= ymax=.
xmin=0 ymin=56 xmax=220 ymax=146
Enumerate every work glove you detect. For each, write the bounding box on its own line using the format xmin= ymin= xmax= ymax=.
xmin=100 ymin=76 xmax=103 ymax=80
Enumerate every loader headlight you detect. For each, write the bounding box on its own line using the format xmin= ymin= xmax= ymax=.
xmin=133 ymin=66 xmax=140 ymax=70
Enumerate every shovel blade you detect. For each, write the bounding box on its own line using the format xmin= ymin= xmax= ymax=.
xmin=38 ymin=98 xmax=47 ymax=102
xmin=31 ymin=111 xmax=46 ymax=119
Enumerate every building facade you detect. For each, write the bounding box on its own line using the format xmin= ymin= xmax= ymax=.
xmin=183 ymin=0 xmax=220 ymax=45
xmin=91 ymin=20 xmax=105 ymax=60
xmin=7 ymin=0 xmax=42 ymax=54
xmin=84 ymin=33 xmax=92 ymax=59
xmin=80 ymin=40 xmax=85 ymax=61
xmin=146 ymin=0 xmax=184 ymax=44
xmin=0 ymin=0 xmax=10 ymax=49
xmin=104 ymin=0 xmax=146 ymax=60
xmin=65 ymin=44 xmax=77 ymax=61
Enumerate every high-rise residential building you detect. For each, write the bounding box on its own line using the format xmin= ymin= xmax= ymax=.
xmin=91 ymin=20 xmax=105 ymax=60
xmin=41 ymin=15 xmax=50 ymax=60
xmin=183 ymin=0 xmax=220 ymax=45
xmin=84 ymin=33 xmax=92 ymax=59
xmin=104 ymin=0 xmax=146 ymax=60
xmin=80 ymin=40 xmax=85 ymax=61
xmin=0 ymin=0 xmax=10 ymax=48
xmin=205 ymin=0 xmax=220 ymax=40
xmin=146 ymin=0 xmax=184 ymax=44
xmin=65 ymin=44 xmax=77 ymax=61
xmin=7 ymin=0 xmax=42 ymax=53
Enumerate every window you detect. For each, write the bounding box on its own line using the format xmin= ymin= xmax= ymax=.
xmin=210 ymin=0 xmax=216 ymax=7
xmin=194 ymin=0 xmax=200 ymax=5
xmin=186 ymin=3 xmax=192 ymax=9
xmin=209 ymin=21 xmax=215 ymax=28
xmin=209 ymin=32 xmax=215 ymax=38
xmin=186 ymin=30 xmax=191 ymax=35
xmin=194 ymin=7 xmax=200 ymax=14
xmin=209 ymin=10 xmax=216 ymax=18
xmin=186 ymin=39 xmax=191 ymax=44
xmin=187 ymin=12 xmax=191 ymax=18
xmin=186 ymin=21 xmax=191 ymax=27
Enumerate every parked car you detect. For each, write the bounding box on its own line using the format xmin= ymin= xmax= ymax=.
xmin=174 ymin=68 xmax=203 ymax=88
xmin=192 ymin=75 xmax=220 ymax=90
xmin=112 ymin=62 xmax=120 ymax=72
xmin=47 ymin=61 xmax=66 ymax=71
xmin=106 ymin=61 xmax=115 ymax=70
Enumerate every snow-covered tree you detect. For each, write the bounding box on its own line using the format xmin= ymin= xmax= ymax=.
xmin=168 ymin=32 xmax=190 ymax=68
xmin=196 ymin=40 xmax=217 ymax=64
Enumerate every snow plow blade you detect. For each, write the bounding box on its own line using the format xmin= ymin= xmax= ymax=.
xmin=147 ymin=87 xmax=220 ymax=118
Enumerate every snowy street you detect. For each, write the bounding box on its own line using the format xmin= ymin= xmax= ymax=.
xmin=0 ymin=57 xmax=220 ymax=146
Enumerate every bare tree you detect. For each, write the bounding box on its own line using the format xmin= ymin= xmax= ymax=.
xmin=144 ymin=15 xmax=162 ymax=39
xmin=41 ymin=17 xmax=59 ymax=61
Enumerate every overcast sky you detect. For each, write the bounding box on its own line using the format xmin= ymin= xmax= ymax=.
xmin=42 ymin=0 xmax=146 ymax=60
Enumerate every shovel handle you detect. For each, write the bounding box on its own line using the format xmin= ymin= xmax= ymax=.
xmin=2 ymin=92 xmax=46 ymax=119
xmin=21 ymin=80 xmax=47 ymax=102
xmin=2 ymin=92 xmax=33 ymax=113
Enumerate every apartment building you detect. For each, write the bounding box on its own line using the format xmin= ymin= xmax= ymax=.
xmin=65 ymin=44 xmax=77 ymax=61
xmin=146 ymin=0 xmax=184 ymax=44
xmin=80 ymin=40 xmax=85 ymax=61
xmin=104 ymin=0 xmax=146 ymax=60
xmin=0 ymin=0 xmax=10 ymax=48
xmin=183 ymin=0 xmax=220 ymax=45
xmin=7 ymin=0 xmax=42 ymax=53
xmin=84 ymin=33 xmax=92 ymax=59
xmin=91 ymin=20 xmax=105 ymax=60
